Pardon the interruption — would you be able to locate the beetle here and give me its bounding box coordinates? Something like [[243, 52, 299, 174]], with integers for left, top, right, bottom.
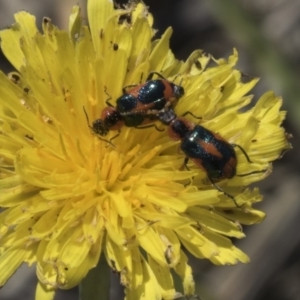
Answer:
[[115, 72, 184, 127], [159, 110, 252, 207], [84, 72, 184, 143]]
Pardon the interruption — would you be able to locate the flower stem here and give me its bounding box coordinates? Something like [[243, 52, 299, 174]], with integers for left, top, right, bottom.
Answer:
[[79, 254, 110, 300]]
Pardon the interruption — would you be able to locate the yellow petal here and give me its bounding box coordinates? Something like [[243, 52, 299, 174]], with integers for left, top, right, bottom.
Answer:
[[88, 0, 114, 55], [68, 5, 82, 42], [174, 251, 195, 296], [35, 282, 56, 300]]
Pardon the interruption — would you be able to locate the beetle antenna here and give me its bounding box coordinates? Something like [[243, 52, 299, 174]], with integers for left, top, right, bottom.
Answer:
[[83, 106, 93, 130]]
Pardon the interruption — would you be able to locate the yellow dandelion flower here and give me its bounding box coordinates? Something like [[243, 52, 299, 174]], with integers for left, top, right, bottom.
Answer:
[[0, 0, 291, 300]]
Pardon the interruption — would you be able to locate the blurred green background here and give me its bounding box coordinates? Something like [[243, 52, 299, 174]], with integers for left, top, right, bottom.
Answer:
[[0, 0, 298, 299]]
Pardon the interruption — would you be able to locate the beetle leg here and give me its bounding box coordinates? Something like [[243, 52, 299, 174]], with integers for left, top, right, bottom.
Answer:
[[232, 144, 270, 177], [134, 123, 164, 132], [207, 175, 242, 208], [109, 131, 121, 143], [237, 169, 269, 177], [231, 143, 253, 163], [182, 111, 202, 120], [180, 157, 190, 171], [146, 71, 166, 81], [122, 84, 137, 94]]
